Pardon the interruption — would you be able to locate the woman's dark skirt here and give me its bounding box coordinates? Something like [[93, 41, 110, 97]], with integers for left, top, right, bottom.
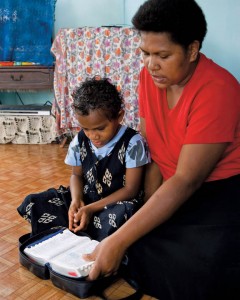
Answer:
[[127, 174, 240, 300]]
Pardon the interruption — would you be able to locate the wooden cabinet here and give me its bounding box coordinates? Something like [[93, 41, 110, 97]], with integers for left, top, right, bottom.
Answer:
[[0, 66, 54, 90]]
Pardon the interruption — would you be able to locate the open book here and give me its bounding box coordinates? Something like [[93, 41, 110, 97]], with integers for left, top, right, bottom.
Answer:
[[23, 228, 99, 278]]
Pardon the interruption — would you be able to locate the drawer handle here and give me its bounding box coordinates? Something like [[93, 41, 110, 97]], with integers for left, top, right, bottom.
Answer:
[[11, 75, 23, 81]]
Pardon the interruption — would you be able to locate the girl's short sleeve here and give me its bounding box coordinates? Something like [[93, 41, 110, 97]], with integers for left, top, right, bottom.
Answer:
[[125, 134, 151, 168], [64, 134, 81, 166]]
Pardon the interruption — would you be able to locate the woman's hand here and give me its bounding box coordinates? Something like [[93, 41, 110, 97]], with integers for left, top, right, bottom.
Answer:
[[83, 234, 126, 280]]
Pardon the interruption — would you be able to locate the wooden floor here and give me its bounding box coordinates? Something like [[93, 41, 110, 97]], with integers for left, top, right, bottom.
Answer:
[[0, 143, 157, 300]]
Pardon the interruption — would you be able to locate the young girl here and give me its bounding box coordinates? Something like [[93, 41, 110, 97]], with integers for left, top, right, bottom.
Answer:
[[65, 77, 150, 241], [18, 77, 150, 241]]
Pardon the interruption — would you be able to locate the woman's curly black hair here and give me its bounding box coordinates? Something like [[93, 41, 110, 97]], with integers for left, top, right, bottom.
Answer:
[[72, 77, 124, 120], [132, 0, 207, 50]]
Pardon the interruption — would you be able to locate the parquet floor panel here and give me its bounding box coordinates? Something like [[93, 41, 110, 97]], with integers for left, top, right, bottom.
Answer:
[[0, 144, 157, 300]]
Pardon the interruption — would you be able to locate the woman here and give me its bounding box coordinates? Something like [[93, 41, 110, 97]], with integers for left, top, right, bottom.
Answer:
[[84, 0, 240, 299]]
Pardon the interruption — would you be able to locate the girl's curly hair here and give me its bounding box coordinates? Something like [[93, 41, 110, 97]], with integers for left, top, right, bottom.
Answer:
[[72, 77, 124, 120]]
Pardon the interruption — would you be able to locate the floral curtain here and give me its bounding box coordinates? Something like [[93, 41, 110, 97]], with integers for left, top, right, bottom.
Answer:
[[51, 27, 143, 135]]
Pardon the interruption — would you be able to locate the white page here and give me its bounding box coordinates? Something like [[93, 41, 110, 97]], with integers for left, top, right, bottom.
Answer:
[[24, 229, 91, 266], [49, 239, 99, 277]]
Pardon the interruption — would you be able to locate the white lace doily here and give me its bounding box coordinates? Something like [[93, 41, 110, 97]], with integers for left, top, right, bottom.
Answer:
[[0, 115, 56, 144]]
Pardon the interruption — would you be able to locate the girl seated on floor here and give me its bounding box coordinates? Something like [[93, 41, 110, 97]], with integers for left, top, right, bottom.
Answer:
[[17, 77, 150, 241]]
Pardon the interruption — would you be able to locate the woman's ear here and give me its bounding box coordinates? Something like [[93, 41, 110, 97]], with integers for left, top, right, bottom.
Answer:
[[189, 40, 200, 62]]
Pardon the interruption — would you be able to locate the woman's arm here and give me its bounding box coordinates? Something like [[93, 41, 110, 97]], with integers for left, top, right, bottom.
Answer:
[[140, 117, 146, 138], [144, 160, 163, 202], [86, 141, 228, 279], [140, 117, 163, 201]]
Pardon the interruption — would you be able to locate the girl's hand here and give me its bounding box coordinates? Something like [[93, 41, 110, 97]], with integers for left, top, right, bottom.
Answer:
[[72, 205, 93, 232], [68, 200, 84, 231], [83, 234, 126, 280], [68, 202, 79, 231]]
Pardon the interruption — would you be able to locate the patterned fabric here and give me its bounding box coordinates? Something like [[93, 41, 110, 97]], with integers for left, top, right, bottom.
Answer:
[[17, 186, 72, 236], [78, 127, 144, 241], [0, 0, 56, 66], [51, 27, 144, 135], [78, 127, 142, 202], [65, 125, 150, 168]]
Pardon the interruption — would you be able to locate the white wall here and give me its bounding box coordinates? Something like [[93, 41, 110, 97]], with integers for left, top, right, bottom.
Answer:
[[199, 0, 240, 81], [54, 0, 124, 34], [124, 0, 144, 26]]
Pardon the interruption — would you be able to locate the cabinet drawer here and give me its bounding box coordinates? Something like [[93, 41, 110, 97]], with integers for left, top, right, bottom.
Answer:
[[0, 67, 54, 90]]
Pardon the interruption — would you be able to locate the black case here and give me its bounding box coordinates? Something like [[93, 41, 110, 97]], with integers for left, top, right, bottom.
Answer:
[[18, 227, 142, 299], [18, 227, 118, 298], [49, 267, 118, 299]]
